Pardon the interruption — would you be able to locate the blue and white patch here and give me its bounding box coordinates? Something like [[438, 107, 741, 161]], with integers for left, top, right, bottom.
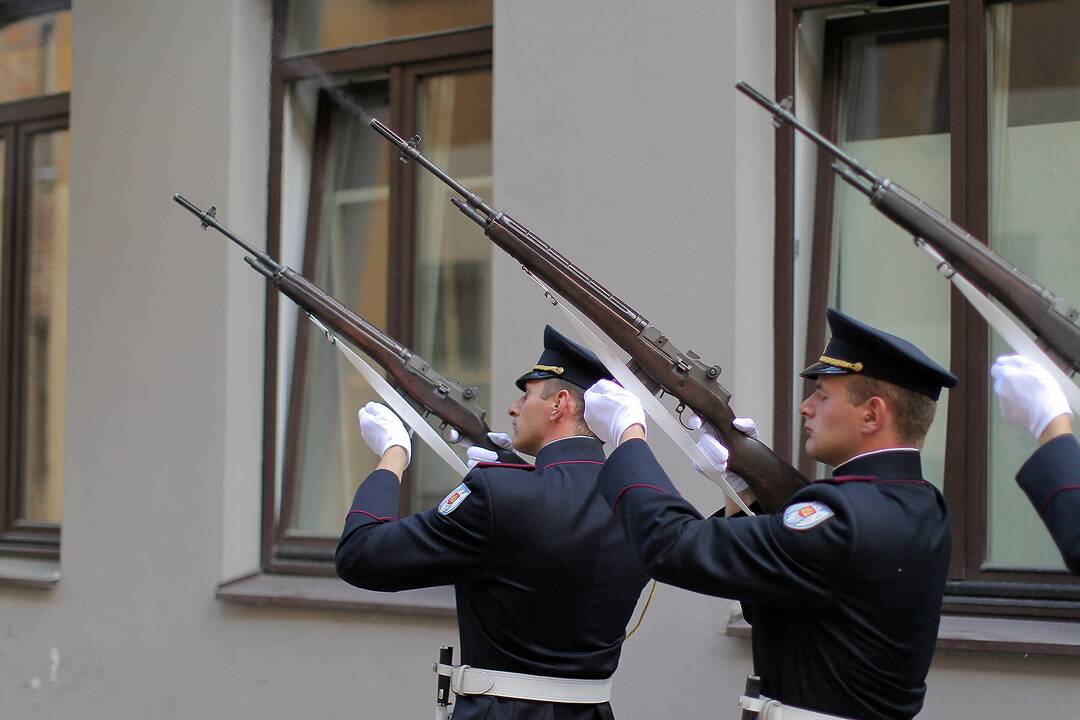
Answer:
[[438, 483, 472, 515], [782, 501, 834, 531]]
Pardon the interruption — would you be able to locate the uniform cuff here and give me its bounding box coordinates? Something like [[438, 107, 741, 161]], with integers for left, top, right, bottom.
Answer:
[[348, 468, 402, 521], [1017, 435, 1080, 515]]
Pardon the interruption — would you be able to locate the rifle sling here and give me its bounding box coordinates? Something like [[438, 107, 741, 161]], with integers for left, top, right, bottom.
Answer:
[[306, 314, 470, 477]]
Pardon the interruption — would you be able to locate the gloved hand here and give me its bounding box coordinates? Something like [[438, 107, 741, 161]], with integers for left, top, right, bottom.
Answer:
[[466, 432, 514, 470], [694, 418, 759, 493], [991, 354, 1072, 439], [357, 402, 412, 465], [584, 379, 647, 445]]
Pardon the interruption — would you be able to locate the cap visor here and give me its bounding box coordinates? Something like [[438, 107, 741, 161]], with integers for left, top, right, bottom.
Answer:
[[515, 370, 556, 391], [799, 362, 852, 380]]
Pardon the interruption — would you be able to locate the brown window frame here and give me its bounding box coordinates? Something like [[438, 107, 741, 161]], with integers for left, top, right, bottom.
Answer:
[[262, 1, 493, 575], [774, 0, 1080, 621], [0, 0, 71, 560]]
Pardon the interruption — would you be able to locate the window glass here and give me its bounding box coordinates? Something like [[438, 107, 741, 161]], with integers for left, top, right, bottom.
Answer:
[[0, 11, 71, 103], [286, 0, 492, 55], [985, 0, 1080, 568], [824, 27, 952, 485], [410, 68, 493, 510], [285, 83, 392, 536], [21, 128, 68, 524]]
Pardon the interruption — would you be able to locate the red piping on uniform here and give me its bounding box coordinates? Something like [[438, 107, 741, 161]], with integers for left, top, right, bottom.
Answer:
[[612, 483, 669, 511], [830, 475, 927, 486], [1038, 484, 1080, 516], [348, 509, 393, 522], [543, 460, 605, 469], [475, 462, 535, 470]]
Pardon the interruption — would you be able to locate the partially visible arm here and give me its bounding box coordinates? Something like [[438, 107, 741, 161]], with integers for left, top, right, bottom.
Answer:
[[1039, 414, 1073, 446], [335, 471, 492, 591], [377, 445, 409, 479], [1017, 434, 1080, 575], [597, 439, 850, 608]]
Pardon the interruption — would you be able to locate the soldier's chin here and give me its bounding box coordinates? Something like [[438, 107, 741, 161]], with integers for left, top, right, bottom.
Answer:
[[512, 433, 538, 456]]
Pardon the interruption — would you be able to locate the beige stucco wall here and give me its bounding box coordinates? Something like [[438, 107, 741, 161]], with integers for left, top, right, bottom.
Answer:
[[0, 1, 1077, 718]]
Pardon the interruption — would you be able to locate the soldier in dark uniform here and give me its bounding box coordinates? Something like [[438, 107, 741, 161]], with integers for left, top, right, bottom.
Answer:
[[992, 354, 1080, 574], [583, 308, 957, 720], [335, 325, 649, 720]]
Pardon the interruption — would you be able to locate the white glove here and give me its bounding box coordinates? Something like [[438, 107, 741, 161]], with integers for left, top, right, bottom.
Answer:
[[465, 432, 514, 470], [584, 379, 648, 445], [991, 354, 1072, 439], [694, 418, 759, 493], [357, 402, 412, 465]]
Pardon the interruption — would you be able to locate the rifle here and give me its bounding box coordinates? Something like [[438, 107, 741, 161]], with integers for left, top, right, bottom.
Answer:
[[736, 81, 1080, 374], [369, 121, 810, 513], [173, 194, 520, 463]]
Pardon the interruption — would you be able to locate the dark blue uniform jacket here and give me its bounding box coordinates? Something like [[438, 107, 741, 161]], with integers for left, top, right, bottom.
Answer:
[[336, 436, 649, 720], [597, 440, 950, 720], [1016, 434, 1080, 574]]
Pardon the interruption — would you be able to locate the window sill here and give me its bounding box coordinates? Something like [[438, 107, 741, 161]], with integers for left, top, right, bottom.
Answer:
[[725, 610, 1080, 656], [0, 556, 60, 588], [216, 572, 456, 618]]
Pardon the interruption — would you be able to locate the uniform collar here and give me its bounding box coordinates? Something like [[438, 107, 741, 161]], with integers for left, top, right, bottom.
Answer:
[[832, 447, 923, 480], [534, 435, 606, 468]]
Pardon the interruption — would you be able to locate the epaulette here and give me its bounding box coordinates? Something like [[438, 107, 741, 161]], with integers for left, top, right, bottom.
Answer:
[[474, 462, 535, 471]]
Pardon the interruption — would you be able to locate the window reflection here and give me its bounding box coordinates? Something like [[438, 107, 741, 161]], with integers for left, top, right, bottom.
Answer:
[[985, 0, 1080, 568], [286, 0, 491, 55], [410, 69, 493, 511], [0, 11, 71, 104], [22, 129, 69, 525]]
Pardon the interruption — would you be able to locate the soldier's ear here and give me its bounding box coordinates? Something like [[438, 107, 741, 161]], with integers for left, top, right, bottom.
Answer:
[[551, 389, 574, 419], [861, 396, 886, 434]]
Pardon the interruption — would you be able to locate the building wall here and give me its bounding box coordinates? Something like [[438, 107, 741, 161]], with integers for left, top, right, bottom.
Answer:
[[0, 1, 1076, 718]]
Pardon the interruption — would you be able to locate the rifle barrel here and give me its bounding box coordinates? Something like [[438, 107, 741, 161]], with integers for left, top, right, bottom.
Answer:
[[734, 81, 880, 186], [369, 119, 495, 218], [173, 194, 278, 269]]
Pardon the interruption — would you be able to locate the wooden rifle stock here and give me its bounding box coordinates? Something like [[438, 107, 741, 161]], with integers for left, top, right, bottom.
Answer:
[[173, 194, 518, 462], [370, 121, 810, 512], [737, 81, 1080, 374]]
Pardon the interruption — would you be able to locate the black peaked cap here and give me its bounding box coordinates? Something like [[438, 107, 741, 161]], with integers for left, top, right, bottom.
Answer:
[[801, 308, 958, 400], [515, 325, 614, 391]]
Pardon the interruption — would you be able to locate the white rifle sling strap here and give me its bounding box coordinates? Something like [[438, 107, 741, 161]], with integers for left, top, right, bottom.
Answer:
[[433, 663, 612, 704], [306, 314, 470, 477], [916, 239, 1080, 414], [525, 273, 753, 515], [738, 695, 855, 720]]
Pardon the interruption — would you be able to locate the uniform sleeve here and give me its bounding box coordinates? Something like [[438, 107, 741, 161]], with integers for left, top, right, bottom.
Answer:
[[1017, 434, 1080, 575], [335, 469, 493, 592], [597, 439, 854, 609]]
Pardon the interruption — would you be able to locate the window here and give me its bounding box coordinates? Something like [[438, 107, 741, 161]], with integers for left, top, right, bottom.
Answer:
[[263, 2, 493, 571], [0, 2, 70, 560], [776, 0, 1080, 620]]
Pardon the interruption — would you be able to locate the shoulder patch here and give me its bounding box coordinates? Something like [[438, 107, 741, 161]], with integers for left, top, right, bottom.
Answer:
[[438, 483, 472, 515], [782, 501, 834, 531]]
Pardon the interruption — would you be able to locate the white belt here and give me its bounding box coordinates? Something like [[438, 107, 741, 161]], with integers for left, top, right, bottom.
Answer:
[[738, 695, 854, 720], [433, 663, 612, 704]]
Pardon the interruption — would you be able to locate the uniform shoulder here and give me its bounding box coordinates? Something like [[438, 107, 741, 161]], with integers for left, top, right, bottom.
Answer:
[[786, 479, 855, 507], [462, 462, 536, 495]]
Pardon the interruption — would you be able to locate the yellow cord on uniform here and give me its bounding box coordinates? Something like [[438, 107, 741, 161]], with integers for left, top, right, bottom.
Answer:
[[623, 580, 657, 640]]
